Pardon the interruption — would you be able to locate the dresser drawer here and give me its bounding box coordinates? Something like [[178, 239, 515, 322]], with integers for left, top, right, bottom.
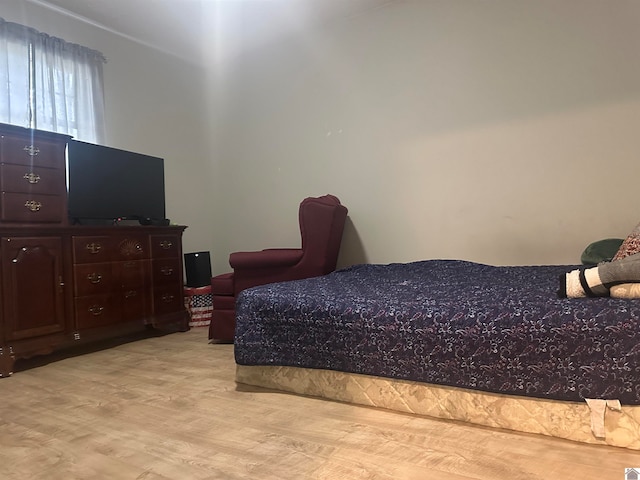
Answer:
[[74, 294, 119, 329], [116, 259, 149, 289], [153, 285, 184, 314], [113, 235, 149, 261], [73, 236, 151, 264], [73, 262, 115, 296], [122, 288, 149, 321], [0, 192, 66, 223], [0, 164, 66, 195], [0, 134, 66, 168], [150, 234, 180, 259], [152, 258, 181, 286], [72, 236, 114, 263]]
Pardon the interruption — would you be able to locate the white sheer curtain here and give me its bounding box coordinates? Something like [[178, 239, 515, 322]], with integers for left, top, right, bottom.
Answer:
[[0, 18, 106, 143]]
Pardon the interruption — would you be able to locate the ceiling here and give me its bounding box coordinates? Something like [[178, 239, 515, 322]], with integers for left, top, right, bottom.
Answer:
[[29, 0, 398, 65]]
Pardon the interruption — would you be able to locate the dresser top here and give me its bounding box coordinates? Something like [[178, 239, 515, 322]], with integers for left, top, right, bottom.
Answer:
[[0, 122, 72, 141]]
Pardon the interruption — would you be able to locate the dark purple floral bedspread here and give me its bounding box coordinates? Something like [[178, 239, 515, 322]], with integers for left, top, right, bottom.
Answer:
[[234, 260, 640, 404]]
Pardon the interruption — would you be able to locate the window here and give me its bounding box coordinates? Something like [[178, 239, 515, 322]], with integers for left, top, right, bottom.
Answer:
[[0, 18, 106, 143]]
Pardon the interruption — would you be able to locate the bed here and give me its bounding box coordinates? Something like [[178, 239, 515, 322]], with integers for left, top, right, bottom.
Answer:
[[233, 260, 640, 449]]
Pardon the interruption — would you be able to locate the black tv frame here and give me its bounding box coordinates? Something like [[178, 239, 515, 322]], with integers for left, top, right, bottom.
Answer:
[[67, 140, 166, 226]]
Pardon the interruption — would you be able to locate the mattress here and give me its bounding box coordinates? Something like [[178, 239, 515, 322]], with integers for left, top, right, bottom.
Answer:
[[235, 260, 640, 405]]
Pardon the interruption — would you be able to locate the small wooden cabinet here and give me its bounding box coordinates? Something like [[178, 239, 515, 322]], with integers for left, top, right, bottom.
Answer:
[[0, 123, 69, 224], [0, 123, 189, 377]]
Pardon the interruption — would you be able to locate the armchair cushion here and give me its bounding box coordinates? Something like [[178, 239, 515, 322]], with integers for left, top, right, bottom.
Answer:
[[230, 248, 304, 269], [211, 272, 234, 296], [212, 295, 236, 310]]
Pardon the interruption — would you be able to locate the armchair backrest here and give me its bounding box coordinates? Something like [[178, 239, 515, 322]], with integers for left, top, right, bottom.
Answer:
[[299, 194, 348, 274]]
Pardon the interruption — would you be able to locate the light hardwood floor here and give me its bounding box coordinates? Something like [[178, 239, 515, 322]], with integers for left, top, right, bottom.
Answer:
[[0, 327, 637, 480]]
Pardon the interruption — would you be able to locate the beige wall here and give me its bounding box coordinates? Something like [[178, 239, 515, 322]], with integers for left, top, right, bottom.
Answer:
[[3, 1, 214, 258], [6, 0, 640, 276], [205, 0, 640, 272]]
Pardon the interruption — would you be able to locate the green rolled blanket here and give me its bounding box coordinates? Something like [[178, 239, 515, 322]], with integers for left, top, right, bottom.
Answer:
[[580, 238, 623, 265]]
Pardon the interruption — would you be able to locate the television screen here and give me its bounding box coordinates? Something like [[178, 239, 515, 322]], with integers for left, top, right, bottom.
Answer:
[[67, 140, 166, 224]]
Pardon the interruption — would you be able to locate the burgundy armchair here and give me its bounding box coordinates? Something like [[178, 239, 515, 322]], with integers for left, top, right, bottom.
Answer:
[[209, 194, 348, 342]]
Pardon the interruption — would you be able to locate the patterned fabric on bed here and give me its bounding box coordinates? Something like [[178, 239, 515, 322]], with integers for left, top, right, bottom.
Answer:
[[234, 260, 640, 404]]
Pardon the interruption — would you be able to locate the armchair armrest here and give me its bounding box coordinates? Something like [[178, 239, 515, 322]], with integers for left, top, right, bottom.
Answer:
[[230, 248, 304, 269]]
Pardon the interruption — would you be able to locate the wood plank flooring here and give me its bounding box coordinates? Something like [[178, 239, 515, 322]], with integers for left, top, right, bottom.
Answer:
[[0, 327, 637, 479]]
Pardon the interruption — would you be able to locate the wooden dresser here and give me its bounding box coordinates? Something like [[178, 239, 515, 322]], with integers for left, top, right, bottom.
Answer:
[[0, 123, 189, 377]]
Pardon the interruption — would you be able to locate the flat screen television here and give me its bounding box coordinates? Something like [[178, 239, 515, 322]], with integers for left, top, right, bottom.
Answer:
[[67, 140, 166, 225]]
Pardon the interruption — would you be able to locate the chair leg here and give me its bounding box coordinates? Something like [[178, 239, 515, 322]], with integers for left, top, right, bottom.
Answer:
[[209, 309, 236, 343]]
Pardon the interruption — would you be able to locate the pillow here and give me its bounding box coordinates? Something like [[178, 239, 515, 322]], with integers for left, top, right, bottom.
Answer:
[[613, 222, 640, 261], [581, 238, 624, 265]]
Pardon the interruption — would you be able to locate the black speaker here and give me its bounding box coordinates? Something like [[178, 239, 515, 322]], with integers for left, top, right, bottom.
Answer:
[[184, 251, 212, 287]]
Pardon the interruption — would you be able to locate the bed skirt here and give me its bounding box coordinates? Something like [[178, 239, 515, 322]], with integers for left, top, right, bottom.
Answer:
[[235, 364, 640, 450]]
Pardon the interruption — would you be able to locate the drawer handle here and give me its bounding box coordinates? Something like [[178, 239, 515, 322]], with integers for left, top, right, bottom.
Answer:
[[23, 145, 40, 156], [124, 290, 138, 299], [23, 172, 41, 184], [123, 261, 136, 268], [161, 293, 174, 303], [160, 266, 173, 276], [86, 243, 102, 254], [24, 200, 42, 212], [88, 305, 104, 316], [159, 240, 173, 250], [87, 272, 102, 284]]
